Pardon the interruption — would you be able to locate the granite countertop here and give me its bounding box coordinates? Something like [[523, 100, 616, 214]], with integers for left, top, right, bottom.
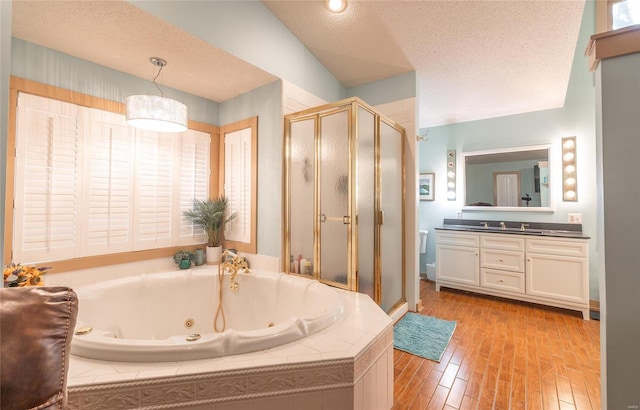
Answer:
[[435, 218, 590, 239]]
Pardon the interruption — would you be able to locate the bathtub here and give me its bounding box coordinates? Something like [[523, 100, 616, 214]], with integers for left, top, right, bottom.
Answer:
[[70, 267, 345, 362]]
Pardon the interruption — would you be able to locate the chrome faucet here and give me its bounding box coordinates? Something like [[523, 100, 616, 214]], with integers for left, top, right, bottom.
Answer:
[[500, 222, 506, 230], [520, 223, 530, 231], [480, 221, 489, 229]]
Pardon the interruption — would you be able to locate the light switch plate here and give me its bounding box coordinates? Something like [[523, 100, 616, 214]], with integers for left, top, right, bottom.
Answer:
[[568, 213, 582, 224]]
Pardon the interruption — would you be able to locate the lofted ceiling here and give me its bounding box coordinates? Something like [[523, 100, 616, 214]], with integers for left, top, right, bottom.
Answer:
[[11, 0, 586, 127]]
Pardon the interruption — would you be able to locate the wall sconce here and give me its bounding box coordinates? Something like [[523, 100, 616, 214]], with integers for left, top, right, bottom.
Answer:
[[447, 150, 456, 200], [562, 136, 577, 201]]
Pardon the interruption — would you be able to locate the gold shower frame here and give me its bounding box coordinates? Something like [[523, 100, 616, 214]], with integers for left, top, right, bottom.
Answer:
[[282, 97, 406, 310]]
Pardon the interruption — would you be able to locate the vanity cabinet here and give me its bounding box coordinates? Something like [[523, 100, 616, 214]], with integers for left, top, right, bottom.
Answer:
[[436, 230, 590, 319], [525, 237, 589, 305], [436, 232, 479, 286]]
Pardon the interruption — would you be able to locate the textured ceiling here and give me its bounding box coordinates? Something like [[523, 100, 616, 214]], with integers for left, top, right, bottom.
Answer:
[[265, 0, 586, 126], [11, 0, 586, 127], [10, 0, 278, 103]]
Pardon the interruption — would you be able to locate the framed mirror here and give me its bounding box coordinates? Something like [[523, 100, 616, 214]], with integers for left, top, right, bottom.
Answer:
[[462, 145, 553, 212]]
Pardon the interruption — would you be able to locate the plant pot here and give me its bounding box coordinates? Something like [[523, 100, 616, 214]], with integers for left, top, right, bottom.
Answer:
[[206, 246, 222, 265], [179, 259, 191, 269]]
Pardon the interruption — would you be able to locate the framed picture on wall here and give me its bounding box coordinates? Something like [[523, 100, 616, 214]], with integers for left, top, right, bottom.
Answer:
[[419, 173, 435, 201]]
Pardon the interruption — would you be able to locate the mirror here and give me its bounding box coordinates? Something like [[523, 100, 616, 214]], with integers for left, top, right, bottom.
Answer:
[[463, 145, 552, 211]]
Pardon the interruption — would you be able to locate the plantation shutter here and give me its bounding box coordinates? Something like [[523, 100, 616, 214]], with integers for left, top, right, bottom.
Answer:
[[224, 127, 251, 243], [14, 93, 80, 263], [176, 129, 210, 244], [81, 109, 135, 256], [133, 130, 174, 250]]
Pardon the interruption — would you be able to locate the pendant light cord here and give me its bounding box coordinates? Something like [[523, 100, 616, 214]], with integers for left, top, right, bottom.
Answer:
[[152, 64, 164, 97]]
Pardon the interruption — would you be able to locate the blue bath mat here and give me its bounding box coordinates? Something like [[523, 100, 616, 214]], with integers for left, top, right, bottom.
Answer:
[[393, 313, 456, 362]]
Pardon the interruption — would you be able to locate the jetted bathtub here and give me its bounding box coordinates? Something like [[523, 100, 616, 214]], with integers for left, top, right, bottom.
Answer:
[[71, 268, 345, 362]]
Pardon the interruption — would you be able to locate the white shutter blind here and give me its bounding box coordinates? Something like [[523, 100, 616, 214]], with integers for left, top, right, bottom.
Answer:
[[81, 109, 134, 256], [176, 129, 210, 244], [224, 128, 251, 243], [133, 130, 174, 250], [14, 93, 79, 263]]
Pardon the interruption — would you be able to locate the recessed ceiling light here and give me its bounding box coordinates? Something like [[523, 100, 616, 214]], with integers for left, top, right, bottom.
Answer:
[[326, 0, 347, 13]]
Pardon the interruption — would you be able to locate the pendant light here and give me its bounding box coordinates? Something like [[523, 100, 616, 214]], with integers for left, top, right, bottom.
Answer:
[[126, 57, 188, 133]]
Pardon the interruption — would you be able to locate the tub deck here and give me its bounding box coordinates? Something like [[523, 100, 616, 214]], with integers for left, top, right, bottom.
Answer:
[[66, 287, 394, 410]]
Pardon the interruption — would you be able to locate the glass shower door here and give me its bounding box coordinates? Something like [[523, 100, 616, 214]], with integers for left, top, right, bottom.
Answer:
[[318, 109, 350, 287], [288, 118, 316, 275], [356, 106, 376, 299], [379, 120, 404, 312]]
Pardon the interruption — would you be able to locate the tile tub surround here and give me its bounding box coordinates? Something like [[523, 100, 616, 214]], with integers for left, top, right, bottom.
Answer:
[[66, 288, 394, 409]]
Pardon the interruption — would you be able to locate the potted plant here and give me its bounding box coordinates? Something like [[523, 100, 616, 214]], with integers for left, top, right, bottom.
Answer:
[[183, 196, 236, 264], [173, 250, 193, 269]]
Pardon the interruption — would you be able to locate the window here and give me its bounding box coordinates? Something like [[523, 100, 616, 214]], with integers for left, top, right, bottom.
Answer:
[[611, 0, 640, 29], [12, 92, 210, 264]]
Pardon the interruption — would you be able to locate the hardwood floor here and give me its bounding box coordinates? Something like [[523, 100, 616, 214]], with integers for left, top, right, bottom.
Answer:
[[392, 279, 600, 410]]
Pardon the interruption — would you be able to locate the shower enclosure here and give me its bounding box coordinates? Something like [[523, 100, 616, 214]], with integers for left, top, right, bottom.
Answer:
[[283, 97, 405, 313]]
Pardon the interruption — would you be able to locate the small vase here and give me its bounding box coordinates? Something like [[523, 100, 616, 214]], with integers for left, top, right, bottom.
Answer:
[[179, 259, 191, 269], [194, 249, 205, 266], [206, 246, 222, 265]]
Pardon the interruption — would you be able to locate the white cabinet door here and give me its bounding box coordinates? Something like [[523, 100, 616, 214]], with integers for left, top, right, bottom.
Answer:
[[526, 253, 588, 304], [437, 245, 479, 286]]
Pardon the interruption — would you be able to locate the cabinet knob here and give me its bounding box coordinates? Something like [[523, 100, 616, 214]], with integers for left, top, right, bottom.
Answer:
[[499, 259, 504, 262], [527, 258, 531, 262], [498, 280, 504, 283]]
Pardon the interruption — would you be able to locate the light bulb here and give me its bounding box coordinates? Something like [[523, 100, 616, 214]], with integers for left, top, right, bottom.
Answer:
[[447, 191, 456, 200], [565, 190, 576, 200], [447, 182, 455, 188], [563, 152, 575, 162], [327, 0, 346, 12], [565, 165, 575, 174], [565, 177, 576, 186], [447, 171, 455, 178], [563, 139, 575, 150]]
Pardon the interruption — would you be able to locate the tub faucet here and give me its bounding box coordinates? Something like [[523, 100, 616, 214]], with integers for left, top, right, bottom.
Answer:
[[220, 250, 250, 292], [500, 222, 506, 230]]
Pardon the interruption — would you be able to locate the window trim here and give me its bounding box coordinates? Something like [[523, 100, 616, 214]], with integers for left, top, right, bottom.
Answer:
[[219, 117, 258, 254], [5, 76, 220, 272]]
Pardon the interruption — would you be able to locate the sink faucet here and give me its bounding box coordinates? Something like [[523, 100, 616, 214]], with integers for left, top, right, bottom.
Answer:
[[480, 221, 489, 229], [520, 223, 530, 231], [500, 222, 506, 230]]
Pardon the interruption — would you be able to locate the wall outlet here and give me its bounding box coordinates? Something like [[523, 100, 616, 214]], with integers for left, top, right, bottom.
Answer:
[[456, 211, 463, 219], [568, 213, 582, 224]]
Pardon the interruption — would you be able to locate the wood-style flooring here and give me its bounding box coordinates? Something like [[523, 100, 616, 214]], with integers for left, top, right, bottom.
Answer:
[[392, 279, 600, 410]]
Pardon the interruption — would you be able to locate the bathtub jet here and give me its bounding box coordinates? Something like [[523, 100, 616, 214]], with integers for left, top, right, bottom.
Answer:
[[70, 268, 345, 362]]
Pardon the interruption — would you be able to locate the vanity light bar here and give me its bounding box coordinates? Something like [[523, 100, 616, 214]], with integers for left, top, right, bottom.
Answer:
[[447, 150, 456, 201], [562, 136, 577, 201]]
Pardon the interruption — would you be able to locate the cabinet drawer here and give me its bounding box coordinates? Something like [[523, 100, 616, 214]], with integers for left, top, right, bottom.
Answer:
[[436, 232, 479, 247], [526, 237, 588, 258], [481, 249, 524, 272], [480, 235, 525, 251], [481, 268, 525, 294]]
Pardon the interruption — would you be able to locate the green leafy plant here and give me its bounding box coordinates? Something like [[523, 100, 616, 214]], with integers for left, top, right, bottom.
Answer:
[[173, 250, 193, 265], [183, 196, 236, 247]]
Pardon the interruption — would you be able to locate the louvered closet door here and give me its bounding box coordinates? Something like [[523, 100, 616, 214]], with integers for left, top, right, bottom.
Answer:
[[14, 93, 80, 263]]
